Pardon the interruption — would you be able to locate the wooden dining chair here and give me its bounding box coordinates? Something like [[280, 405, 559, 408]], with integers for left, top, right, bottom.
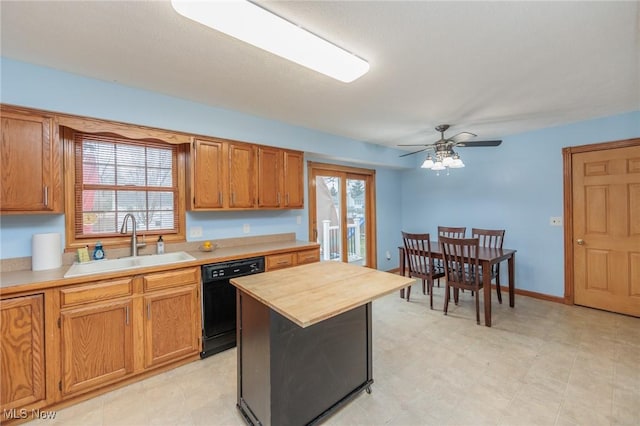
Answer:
[[434, 226, 466, 287], [401, 232, 445, 308], [472, 228, 505, 304], [440, 236, 483, 324]]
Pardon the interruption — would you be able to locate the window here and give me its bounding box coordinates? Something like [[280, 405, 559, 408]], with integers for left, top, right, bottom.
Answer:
[[65, 130, 186, 249]]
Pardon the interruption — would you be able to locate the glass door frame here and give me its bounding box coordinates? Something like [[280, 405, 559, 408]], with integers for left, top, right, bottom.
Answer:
[[307, 161, 377, 269]]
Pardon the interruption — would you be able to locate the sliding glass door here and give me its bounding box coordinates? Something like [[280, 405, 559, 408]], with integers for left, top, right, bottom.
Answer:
[[308, 162, 376, 268]]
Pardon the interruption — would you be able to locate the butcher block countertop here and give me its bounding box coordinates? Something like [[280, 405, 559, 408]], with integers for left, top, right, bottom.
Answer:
[[230, 261, 413, 328]]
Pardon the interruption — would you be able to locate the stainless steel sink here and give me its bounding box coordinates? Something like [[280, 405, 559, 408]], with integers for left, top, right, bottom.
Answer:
[[63, 251, 196, 278]]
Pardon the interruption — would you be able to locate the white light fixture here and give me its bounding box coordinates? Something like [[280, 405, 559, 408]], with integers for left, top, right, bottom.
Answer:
[[449, 154, 465, 168], [171, 0, 370, 83], [421, 149, 465, 174], [421, 155, 434, 169]]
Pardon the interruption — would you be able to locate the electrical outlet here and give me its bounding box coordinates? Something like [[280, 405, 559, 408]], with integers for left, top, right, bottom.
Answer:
[[243, 224, 250, 234], [190, 226, 203, 238], [296, 215, 302, 225], [385, 250, 391, 260], [550, 217, 562, 226]]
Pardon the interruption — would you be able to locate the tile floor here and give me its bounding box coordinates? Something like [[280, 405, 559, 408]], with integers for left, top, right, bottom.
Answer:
[[23, 283, 639, 426]]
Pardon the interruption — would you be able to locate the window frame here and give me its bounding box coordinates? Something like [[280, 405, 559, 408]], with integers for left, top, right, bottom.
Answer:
[[63, 127, 187, 251]]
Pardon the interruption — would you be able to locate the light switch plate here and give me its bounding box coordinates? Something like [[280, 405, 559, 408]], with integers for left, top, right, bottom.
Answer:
[[550, 217, 562, 226], [190, 226, 203, 238], [243, 224, 250, 234]]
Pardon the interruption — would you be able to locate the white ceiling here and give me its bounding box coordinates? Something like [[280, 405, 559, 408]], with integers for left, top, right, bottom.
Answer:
[[1, 1, 639, 149]]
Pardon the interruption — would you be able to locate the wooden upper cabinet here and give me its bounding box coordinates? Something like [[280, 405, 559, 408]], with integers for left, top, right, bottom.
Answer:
[[257, 147, 304, 209], [228, 142, 256, 208], [0, 294, 46, 411], [189, 136, 304, 211], [283, 150, 304, 208], [191, 138, 224, 209], [257, 146, 281, 208], [1, 106, 62, 214]]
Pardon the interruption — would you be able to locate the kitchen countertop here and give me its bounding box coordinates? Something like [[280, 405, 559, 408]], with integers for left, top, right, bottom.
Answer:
[[0, 237, 319, 296], [230, 261, 413, 328]]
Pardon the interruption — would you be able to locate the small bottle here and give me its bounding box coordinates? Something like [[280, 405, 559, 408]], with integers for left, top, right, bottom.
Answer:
[[156, 236, 165, 254], [93, 242, 105, 260]]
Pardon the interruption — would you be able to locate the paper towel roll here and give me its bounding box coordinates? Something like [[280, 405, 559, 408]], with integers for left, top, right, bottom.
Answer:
[[32, 233, 62, 271]]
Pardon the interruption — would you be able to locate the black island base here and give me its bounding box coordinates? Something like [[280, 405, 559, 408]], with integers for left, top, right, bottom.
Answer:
[[236, 291, 373, 426]]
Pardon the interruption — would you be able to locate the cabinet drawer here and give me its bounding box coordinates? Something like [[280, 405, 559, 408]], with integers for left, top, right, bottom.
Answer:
[[61, 278, 134, 308], [143, 267, 199, 292], [266, 253, 294, 271], [296, 249, 320, 265]]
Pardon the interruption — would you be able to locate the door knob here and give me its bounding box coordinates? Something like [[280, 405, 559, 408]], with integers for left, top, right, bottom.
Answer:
[[577, 239, 585, 245]]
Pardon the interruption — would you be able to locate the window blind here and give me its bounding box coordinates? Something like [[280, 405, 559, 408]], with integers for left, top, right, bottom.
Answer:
[[73, 133, 178, 239]]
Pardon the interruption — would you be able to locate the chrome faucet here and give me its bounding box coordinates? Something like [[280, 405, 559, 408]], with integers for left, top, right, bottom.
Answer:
[[120, 213, 146, 256]]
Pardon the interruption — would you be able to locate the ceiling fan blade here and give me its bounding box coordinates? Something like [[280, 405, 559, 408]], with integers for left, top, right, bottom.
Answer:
[[455, 140, 502, 147], [397, 143, 437, 147], [447, 131, 477, 142], [399, 148, 428, 157]]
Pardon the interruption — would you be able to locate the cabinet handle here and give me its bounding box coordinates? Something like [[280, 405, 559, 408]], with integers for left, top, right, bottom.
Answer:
[[43, 186, 49, 207], [232, 192, 236, 205], [286, 193, 289, 206], [218, 191, 222, 206], [277, 193, 281, 205], [277, 260, 289, 265], [125, 306, 129, 325], [147, 303, 151, 319]]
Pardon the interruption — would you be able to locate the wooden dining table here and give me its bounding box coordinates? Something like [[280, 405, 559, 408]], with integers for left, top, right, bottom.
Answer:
[[398, 243, 517, 327]]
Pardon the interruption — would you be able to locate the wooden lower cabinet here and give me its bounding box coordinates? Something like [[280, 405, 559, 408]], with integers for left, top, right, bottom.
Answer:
[[266, 247, 320, 271], [60, 299, 134, 396], [58, 267, 201, 398], [0, 294, 46, 412], [144, 284, 200, 368]]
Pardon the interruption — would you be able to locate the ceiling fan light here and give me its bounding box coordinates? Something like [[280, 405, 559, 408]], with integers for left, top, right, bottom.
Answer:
[[171, 0, 369, 83], [450, 158, 465, 168], [442, 155, 454, 167], [431, 161, 445, 171], [421, 156, 434, 169]]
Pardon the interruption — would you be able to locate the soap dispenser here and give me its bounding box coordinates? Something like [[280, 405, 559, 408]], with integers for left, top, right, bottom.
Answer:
[[93, 242, 105, 260], [156, 236, 165, 254]]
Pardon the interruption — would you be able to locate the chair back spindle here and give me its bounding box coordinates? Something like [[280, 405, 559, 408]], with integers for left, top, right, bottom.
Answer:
[[438, 226, 466, 240]]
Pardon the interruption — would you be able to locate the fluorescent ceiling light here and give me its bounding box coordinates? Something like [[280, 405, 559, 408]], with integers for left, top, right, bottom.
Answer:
[[171, 0, 370, 83]]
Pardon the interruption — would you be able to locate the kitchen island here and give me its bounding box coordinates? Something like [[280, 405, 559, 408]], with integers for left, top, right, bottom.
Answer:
[[230, 262, 413, 426]]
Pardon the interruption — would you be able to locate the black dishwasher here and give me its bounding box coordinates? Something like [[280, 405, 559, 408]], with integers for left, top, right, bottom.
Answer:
[[201, 257, 265, 358]]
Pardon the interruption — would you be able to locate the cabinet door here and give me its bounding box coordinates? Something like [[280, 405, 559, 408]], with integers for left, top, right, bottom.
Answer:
[[0, 295, 45, 411], [192, 138, 225, 209], [0, 109, 60, 213], [257, 146, 281, 208], [228, 143, 256, 208], [283, 150, 304, 208], [60, 299, 133, 396], [143, 285, 200, 368]]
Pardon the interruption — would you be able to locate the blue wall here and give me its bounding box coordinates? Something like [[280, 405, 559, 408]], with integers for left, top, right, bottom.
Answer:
[[1, 58, 639, 298], [401, 111, 640, 297], [0, 58, 409, 267]]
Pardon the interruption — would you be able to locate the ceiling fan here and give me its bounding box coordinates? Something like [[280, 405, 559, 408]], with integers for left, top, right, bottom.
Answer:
[[398, 124, 502, 158]]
